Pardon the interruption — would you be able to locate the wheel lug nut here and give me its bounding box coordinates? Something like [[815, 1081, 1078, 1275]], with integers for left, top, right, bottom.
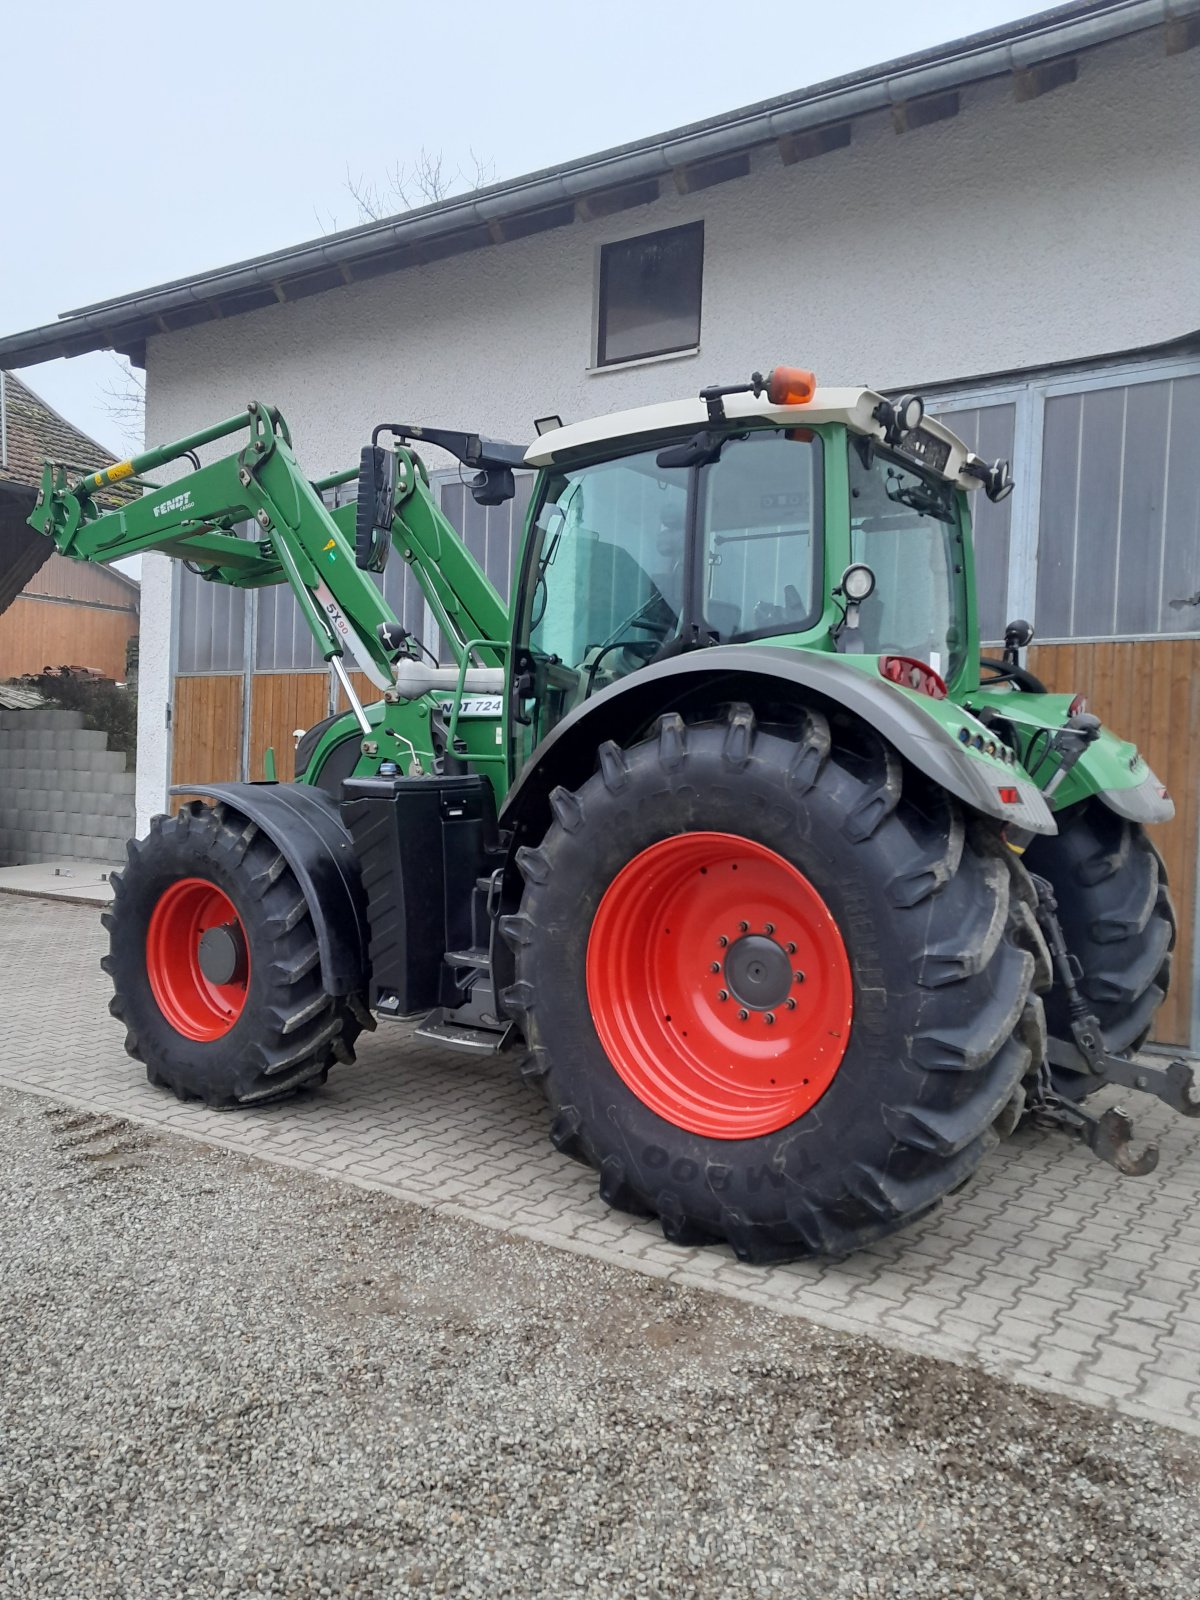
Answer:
[[764, 1012, 775, 1026], [717, 935, 728, 948], [717, 989, 729, 1002], [764, 922, 775, 935], [794, 970, 806, 984], [737, 1009, 749, 1022], [710, 962, 721, 973], [738, 921, 749, 933], [785, 998, 796, 1011], [785, 942, 796, 955]]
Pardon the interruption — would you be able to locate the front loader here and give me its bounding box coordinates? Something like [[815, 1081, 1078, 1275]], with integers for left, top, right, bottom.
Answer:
[[28, 366, 1196, 1261]]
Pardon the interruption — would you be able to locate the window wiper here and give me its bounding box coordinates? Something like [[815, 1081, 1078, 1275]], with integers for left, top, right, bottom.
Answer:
[[712, 526, 810, 546], [656, 429, 747, 469], [885, 480, 953, 522]]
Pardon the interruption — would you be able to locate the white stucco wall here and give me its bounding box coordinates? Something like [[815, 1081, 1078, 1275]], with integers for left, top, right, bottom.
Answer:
[[134, 553, 173, 836], [138, 25, 1198, 824]]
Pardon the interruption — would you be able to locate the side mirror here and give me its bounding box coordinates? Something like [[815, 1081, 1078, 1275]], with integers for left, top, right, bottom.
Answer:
[[1005, 618, 1034, 649], [469, 465, 515, 508], [355, 445, 394, 572], [1003, 617, 1034, 669]]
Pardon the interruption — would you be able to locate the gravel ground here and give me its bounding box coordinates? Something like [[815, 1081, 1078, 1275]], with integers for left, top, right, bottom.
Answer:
[[2, 1085, 1198, 1600]]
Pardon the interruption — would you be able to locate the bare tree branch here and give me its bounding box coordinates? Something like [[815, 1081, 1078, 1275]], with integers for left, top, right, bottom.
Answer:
[[466, 148, 496, 191], [99, 354, 145, 457], [339, 147, 495, 225]]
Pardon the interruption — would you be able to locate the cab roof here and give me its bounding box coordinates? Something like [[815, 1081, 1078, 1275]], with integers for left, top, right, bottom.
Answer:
[[524, 386, 981, 491]]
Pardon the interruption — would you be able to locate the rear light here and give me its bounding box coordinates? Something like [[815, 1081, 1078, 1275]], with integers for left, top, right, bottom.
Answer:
[[879, 655, 948, 700], [998, 786, 1020, 805], [1068, 693, 1088, 715], [766, 365, 817, 406]]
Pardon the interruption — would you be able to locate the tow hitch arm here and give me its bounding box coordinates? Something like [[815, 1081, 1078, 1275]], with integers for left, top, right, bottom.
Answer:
[[1028, 872, 1200, 1176]]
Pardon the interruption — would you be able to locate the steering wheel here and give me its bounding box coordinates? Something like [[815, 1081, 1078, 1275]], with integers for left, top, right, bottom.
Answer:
[[979, 656, 1048, 694], [584, 637, 660, 696]]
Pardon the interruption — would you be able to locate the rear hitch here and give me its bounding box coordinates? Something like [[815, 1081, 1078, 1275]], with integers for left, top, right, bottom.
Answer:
[[1084, 1105, 1159, 1177], [1026, 1075, 1160, 1176], [1025, 869, 1200, 1175], [1046, 1035, 1200, 1119]]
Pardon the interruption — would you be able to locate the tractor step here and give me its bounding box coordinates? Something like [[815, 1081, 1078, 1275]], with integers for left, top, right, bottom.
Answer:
[[414, 1007, 514, 1055]]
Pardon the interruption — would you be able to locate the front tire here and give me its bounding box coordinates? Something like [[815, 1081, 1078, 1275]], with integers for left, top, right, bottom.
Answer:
[[506, 705, 1047, 1262], [103, 801, 369, 1106]]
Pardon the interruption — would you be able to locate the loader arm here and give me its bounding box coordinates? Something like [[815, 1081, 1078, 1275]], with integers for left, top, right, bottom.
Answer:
[[375, 446, 509, 670], [313, 451, 510, 672], [27, 400, 508, 691]]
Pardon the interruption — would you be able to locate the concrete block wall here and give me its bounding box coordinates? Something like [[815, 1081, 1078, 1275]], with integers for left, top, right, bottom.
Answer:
[[0, 710, 135, 868]]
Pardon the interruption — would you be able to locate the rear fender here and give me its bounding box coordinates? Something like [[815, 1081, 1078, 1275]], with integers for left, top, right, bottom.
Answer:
[[971, 688, 1175, 826], [500, 646, 1056, 845], [168, 781, 369, 996]]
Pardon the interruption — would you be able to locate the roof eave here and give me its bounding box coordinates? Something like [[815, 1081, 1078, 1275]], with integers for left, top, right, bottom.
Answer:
[[0, 0, 1190, 371]]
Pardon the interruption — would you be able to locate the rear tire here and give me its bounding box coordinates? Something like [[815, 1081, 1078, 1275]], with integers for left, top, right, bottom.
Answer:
[[1023, 798, 1175, 1099], [103, 801, 369, 1106], [505, 705, 1047, 1262]]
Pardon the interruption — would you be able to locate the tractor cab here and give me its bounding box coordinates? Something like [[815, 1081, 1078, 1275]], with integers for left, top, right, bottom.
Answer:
[[510, 369, 1009, 757]]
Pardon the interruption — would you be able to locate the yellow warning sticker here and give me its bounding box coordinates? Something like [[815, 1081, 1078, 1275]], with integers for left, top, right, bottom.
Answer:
[[322, 538, 336, 551], [102, 460, 135, 484]]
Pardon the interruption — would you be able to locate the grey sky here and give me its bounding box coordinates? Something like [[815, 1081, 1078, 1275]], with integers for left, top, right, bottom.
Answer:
[[7, 0, 1041, 455]]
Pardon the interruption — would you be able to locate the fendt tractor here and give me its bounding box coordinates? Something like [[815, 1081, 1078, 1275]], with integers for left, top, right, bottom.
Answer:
[[28, 366, 1198, 1261]]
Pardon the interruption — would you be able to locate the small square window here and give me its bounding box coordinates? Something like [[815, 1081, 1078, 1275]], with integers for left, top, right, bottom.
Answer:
[[596, 221, 703, 367]]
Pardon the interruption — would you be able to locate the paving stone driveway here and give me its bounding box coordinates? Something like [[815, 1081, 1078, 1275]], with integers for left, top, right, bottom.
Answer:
[[3, 893, 1199, 1436]]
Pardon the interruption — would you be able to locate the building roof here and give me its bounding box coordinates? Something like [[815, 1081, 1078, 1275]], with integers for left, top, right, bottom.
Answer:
[[0, 371, 135, 499], [1, 0, 1193, 373], [0, 373, 139, 619]]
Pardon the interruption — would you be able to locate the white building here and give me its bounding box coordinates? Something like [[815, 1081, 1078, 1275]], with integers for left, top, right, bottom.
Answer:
[[2, 0, 1199, 1044]]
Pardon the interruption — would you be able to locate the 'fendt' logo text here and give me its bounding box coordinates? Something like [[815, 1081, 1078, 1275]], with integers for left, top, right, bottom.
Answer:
[[153, 490, 194, 518]]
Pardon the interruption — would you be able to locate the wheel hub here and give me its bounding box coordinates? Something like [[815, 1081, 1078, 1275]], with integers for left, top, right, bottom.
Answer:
[[723, 934, 792, 1011], [198, 922, 248, 987]]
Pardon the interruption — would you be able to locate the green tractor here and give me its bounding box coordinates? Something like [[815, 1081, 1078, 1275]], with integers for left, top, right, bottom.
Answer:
[[29, 366, 1192, 1261]]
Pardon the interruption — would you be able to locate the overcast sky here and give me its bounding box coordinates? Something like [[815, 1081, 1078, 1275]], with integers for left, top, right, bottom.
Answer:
[[6, 0, 1042, 456]]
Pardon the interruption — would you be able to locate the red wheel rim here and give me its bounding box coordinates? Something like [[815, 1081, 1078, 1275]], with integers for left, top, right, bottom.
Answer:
[[145, 878, 250, 1041], [586, 833, 853, 1139]]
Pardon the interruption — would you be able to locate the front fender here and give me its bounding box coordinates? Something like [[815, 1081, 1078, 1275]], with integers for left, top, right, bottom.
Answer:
[[168, 781, 370, 995], [500, 647, 1056, 843]]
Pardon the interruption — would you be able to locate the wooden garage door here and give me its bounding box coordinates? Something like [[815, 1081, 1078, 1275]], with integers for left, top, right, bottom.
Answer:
[[1030, 640, 1198, 1047]]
